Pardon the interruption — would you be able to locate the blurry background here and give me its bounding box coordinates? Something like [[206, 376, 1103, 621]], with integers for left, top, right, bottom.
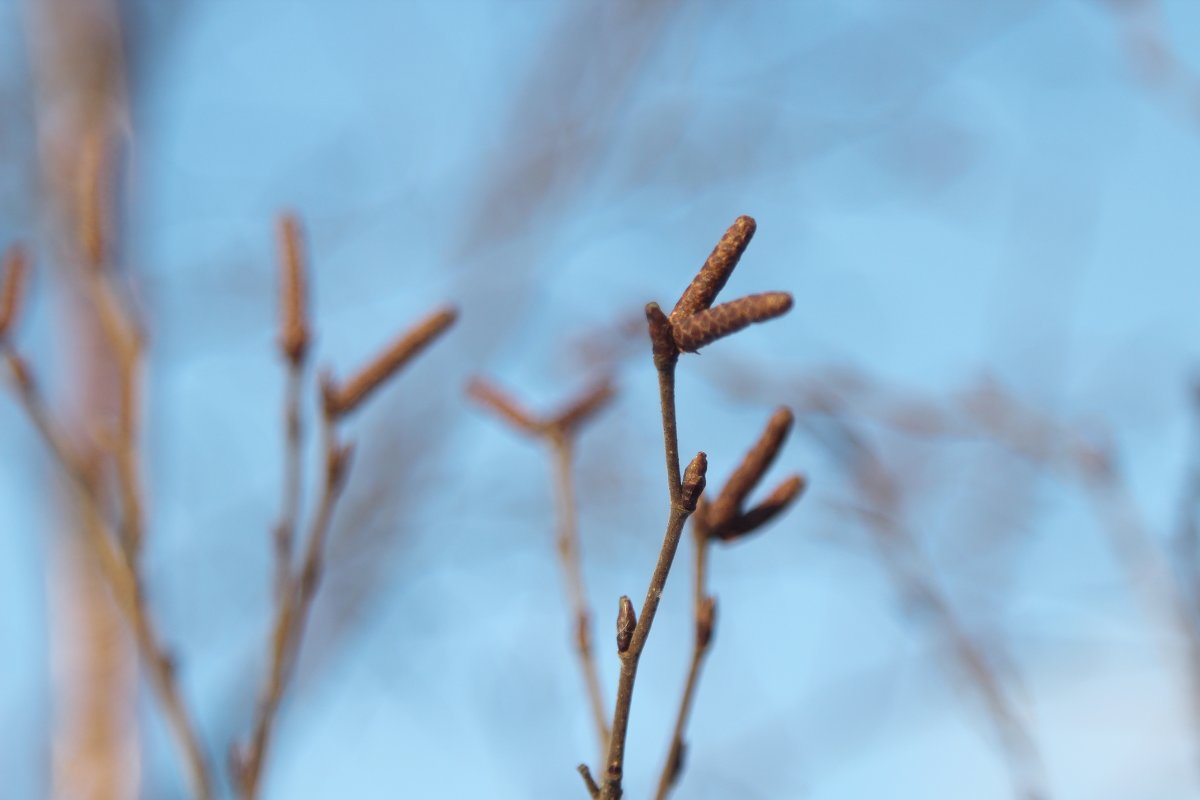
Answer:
[[2, 0, 1200, 798]]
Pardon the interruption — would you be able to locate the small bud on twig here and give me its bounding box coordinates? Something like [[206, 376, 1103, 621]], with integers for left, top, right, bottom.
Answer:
[[277, 214, 311, 365], [0, 245, 28, 338], [326, 441, 355, 492], [671, 292, 792, 353], [680, 451, 707, 512], [323, 305, 457, 418], [671, 215, 756, 320], [616, 595, 636, 654], [696, 595, 717, 650], [646, 302, 678, 371]]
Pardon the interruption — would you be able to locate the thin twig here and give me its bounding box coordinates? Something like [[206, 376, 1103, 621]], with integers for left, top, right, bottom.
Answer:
[[275, 364, 305, 600], [550, 432, 612, 762], [468, 376, 613, 759], [81, 269, 145, 559], [2, 344, 214, 800], [238, 412, 351, 800], [655, 515, 714, 800], [600, 341, 702, 799]]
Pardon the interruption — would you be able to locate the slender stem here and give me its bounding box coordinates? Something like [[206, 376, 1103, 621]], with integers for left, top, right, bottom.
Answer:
[[2, 346, 214, 800], [601, 362, 692, 800], [655, 522, 711, 800], [84, 270, 145, 558], [240, 413, 348, 800], [275, 363, 305, 600], [549, 433, 611, 762]]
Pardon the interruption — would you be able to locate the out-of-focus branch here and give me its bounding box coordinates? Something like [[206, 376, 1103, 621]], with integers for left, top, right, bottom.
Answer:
[[1, 340, 215, 800], [468, 376, 615, 764], [236, 301, 456, 799]]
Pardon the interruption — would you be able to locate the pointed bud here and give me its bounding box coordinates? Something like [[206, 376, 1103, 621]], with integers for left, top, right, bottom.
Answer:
[[680, 451, 707, 512], [277, 214, 311, 365], [709, 408, 794, 530], [646, 302, 678, 371], [671, 292, 792, 353], [696, 596, 717, 650], [616, 595, 636, 654], [672, 215, 756, 320]]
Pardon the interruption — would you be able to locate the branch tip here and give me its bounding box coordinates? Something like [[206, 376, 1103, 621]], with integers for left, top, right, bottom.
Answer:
[[277, 213, 311, 365], [646, 302, 678, 370], [578, 764, 601, 798]]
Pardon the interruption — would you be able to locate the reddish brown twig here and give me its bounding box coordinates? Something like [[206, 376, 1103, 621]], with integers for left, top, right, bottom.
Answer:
[[600, 215, 793, 800]]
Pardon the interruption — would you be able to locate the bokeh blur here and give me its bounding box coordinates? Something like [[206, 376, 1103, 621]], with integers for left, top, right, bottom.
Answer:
[[2, 1, 1200, 798]]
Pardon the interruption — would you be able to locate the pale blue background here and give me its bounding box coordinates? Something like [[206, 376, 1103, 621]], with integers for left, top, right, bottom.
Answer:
[[2, 1, 1200, 798]]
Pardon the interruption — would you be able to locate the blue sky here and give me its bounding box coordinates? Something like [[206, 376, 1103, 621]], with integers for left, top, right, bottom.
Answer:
[[3, 1, 1200, 798]]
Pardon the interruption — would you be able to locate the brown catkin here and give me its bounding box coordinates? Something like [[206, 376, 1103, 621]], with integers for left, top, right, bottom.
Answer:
[[0, 245, 28, 338], [466, 377, 542, 434], [708, 407, 794, 531], [324, 306, 457, 418], [671, 216, 756, 320], [671, 292, 792, 353], [714, 474, 806, 542], [277, 214, 311, 365]]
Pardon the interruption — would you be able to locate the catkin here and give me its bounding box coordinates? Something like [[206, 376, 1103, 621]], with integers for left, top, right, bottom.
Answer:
[[670, 292, 792, 353], [671, 216, 756, 320], [708, 407, 794, 530], [324, 306, 457, 417]]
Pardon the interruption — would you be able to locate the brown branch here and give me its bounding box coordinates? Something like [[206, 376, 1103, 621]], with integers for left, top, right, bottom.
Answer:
[[599, 324, 702, 798], [2, 343, 214, 800], [654, 512, 715, 800], [601, 218, 792, 798], [237, 413, 352, 800], [274, 214, 312, 601]]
